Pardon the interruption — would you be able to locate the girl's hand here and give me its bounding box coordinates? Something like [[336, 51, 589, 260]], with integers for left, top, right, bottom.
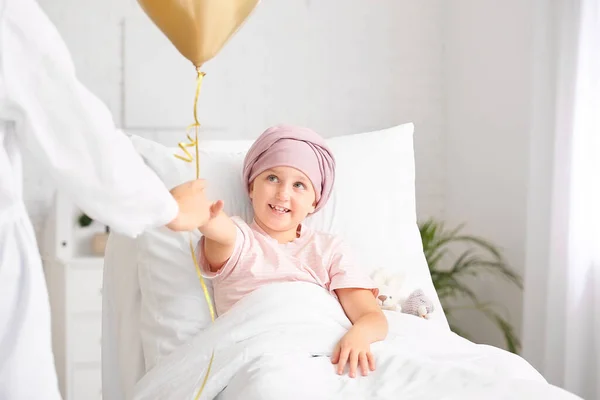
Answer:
[[331, 326, 376, 378], [167, 179, 223, 231]]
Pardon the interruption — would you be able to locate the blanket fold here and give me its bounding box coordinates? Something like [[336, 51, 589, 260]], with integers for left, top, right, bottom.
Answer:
[[133, 282, 581, 400]]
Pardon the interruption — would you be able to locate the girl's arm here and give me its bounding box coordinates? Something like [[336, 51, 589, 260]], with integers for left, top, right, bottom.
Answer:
[[331, 288, 388, 378], [336, 288, 388, 343], [197, 201, 238, 272]]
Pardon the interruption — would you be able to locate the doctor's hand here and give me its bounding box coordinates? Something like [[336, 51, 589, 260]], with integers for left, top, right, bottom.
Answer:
[[166, 179, 224, 232]]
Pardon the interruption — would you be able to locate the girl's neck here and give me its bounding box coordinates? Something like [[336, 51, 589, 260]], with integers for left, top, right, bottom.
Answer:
[[254, 218, 300, 244]]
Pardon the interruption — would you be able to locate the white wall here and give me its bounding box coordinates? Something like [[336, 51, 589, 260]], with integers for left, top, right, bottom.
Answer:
[[28, 0, 445, 241], [443, 0, 535, 348], [522, 0, 559, 371], [27, 0, 540, 351]]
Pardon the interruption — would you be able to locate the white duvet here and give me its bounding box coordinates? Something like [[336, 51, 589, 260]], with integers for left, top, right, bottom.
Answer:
[[133, 282, 580, 400]]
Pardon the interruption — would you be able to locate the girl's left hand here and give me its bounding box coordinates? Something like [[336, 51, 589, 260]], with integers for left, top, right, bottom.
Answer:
[[331, 326, 376, 378]]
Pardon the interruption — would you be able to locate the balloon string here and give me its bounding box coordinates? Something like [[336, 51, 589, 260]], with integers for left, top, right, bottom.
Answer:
[[190, 234, 216, 322], [174, 68, 215, 400], [191, 235, 215, 400], [175, 68, 206, 178]]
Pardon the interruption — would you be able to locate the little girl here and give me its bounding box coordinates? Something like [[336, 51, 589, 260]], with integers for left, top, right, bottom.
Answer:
[[195, 124, 388, 379]]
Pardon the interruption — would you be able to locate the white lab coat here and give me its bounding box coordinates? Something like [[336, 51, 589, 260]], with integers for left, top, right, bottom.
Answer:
[[0, 0, 179, 398]]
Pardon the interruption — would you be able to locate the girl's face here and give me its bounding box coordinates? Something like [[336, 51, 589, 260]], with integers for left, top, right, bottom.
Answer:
[[249, 166, 317, 243]]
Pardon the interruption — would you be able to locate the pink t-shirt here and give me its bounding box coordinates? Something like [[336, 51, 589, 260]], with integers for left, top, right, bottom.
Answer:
[[197, 216, 378, 316]]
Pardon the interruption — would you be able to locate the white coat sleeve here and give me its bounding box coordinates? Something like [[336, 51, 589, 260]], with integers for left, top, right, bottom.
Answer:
[[0, 0, 178, 237]]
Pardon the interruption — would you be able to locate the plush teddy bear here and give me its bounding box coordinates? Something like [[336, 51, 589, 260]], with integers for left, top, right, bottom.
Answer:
[[402, 289, 435, 319], [371, 268, 434, 319]]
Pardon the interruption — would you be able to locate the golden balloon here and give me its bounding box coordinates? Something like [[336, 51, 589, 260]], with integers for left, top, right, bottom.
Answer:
[[138, 0, 259, 67]]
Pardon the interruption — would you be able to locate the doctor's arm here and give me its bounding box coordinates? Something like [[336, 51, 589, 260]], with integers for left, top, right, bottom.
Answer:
[[0, 0, 203, 236]]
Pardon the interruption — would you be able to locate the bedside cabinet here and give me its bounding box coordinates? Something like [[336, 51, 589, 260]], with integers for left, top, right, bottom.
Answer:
[[44, 256, 105, 400], [41, 192, 112, 399]]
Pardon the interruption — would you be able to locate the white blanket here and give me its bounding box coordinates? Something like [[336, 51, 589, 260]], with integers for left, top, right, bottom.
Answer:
[[133, 282, 581, 400]]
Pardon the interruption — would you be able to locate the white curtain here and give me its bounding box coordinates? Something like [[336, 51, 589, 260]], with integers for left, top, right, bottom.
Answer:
[[523, 1, 600, 399]]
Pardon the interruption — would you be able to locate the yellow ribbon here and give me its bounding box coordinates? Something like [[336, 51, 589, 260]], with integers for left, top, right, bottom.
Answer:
[[190, 238, 215, 400], [175, 68, 205, 178], [175, 67, 215, 400]]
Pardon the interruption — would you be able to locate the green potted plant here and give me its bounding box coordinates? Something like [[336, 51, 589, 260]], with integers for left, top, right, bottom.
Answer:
[[419, 218, 522, 354], [77, 213, 110, 256]]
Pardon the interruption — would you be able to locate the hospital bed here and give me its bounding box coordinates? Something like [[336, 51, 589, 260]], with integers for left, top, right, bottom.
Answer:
[[101, 124, 581, 399]]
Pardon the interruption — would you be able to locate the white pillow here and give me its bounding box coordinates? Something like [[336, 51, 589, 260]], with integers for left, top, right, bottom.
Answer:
[[130, 123, 449, 371]]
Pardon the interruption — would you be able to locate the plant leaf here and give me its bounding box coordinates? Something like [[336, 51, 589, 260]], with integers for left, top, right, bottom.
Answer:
[[449, 250, 478, 273], [448, 321, 472, 341], [427, 249, 448, 272], [450, 235, 503, 259], [476, 304, 522, 354], [418, 218, 523, 354], [78, 213, 93, 227], [455, 259, 523, 289]]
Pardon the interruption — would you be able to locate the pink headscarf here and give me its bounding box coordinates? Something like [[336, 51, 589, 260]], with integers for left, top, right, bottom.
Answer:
[[243, 124, 336, 213]]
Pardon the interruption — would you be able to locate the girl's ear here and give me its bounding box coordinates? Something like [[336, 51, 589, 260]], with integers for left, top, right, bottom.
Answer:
[[248, 181, 254, 199], [308, 195, 317, 214]]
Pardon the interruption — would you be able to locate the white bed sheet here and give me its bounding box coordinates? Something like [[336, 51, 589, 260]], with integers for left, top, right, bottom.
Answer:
[[102, 233, 581, 400], [102, 232, 146, 400], [131, 282, 581, 400]]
